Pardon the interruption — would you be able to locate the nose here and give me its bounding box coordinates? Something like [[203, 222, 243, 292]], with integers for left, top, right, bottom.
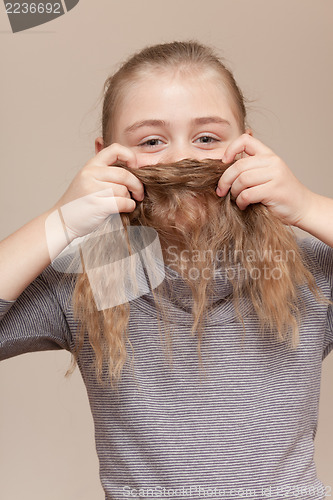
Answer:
[[162, 145, 198, 164]]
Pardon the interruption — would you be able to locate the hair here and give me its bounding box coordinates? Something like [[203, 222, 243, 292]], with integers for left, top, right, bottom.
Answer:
[[101, 40, 250, 145], [64, 158, 324, 389]]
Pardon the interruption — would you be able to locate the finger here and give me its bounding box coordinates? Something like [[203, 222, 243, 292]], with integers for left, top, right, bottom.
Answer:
[[235, 183, 271, 211], [93, 193, 137, 215], [217, 156, 268, 196], [95, 181, 131, 199], [111, 196, 137, 214], [222, 134, 274, 164], [96, 143, 138, 170], [93, 166, 144, 201], [229, 168, 273, 199]]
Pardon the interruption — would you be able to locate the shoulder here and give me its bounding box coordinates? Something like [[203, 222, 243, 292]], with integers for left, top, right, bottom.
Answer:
[[37, 252, 78, 309], [297, 235, 333, 288]]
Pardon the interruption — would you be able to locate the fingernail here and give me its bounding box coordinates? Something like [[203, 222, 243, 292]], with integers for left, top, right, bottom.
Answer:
[[216, 187, 223, 197], [222, 156, 227, 163]]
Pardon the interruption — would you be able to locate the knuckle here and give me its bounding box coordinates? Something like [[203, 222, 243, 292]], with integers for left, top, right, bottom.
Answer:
[[237, 171, 248, 187], [120, 198, 135, 213], [240, 189, 250, 204], [109, 142, 125, 153], [111, 166, 127, 182], [102, 186, 116, 198], [126, 148, 136, 160], [122, 169, 135, 186], [81, 167, 91, 180], [78, 164, 88, 176], [234, 162, 244, 176], [112, 143, 136, 159], [115, 169, 138, 191], [118, 184, 129, 197], [77, 171, 91, 192]]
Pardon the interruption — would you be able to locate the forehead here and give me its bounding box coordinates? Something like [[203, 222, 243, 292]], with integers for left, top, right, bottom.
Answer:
[[113, 68, 239, 131]]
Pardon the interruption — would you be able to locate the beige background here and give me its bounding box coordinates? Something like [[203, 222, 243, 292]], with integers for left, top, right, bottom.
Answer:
[[0, 0, 332, 498]]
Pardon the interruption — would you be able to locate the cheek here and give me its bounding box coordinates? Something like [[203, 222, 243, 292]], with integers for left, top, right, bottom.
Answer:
[[136, 148, 229, 167], [136, 153, 164, 168], [200, 148, 227, 160]]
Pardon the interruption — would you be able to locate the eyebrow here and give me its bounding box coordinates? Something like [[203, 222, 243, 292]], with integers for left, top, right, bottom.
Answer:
[[123, 116, 231, 135]]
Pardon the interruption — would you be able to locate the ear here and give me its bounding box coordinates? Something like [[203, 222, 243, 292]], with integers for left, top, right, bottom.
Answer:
[[95, 136, 104, 155], [245, 127, 253, 136]]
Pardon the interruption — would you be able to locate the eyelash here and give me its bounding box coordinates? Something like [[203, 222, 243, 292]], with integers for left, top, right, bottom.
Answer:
[[196, 136, 219, 144], [138, 136, 220, 148], [139, 138, 164, 148]]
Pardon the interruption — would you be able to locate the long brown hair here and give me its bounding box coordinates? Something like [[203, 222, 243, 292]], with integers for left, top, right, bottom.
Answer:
[[66, 158, 322, 388], [64, 41, 324, 388]]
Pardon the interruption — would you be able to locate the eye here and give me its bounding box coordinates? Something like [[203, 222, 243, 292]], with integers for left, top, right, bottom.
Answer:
[[139, 138, 164, 148], [195, 135, 220, 145]]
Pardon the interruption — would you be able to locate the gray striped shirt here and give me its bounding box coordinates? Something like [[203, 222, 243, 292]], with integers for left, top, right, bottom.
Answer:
[[1, 236, 332, 500]]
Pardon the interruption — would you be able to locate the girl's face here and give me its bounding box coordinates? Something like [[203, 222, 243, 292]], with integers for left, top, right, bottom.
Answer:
[[104, 70, 247, 167]]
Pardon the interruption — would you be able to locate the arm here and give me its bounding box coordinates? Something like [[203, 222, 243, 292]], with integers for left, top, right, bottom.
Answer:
[[0, 144, 144, 359], [0, 268, 73, 360], [0, 209, 70, 301], [0, 143, 143, 302], [294, 192, 333, 248]]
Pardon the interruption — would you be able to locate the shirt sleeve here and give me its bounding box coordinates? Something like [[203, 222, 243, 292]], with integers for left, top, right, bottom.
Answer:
[[0, 267, 74, 361], [301, 237, 333, 360]]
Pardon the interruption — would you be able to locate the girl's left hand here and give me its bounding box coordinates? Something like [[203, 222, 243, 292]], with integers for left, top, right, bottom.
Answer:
[[216, 133, 314, 227]]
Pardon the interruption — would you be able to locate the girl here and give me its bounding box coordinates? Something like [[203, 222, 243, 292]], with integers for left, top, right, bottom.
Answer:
[[1, 41, 333, 500]]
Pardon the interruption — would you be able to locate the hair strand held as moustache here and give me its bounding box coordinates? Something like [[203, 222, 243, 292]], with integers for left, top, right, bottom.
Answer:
[[66, 158, 326, 388]]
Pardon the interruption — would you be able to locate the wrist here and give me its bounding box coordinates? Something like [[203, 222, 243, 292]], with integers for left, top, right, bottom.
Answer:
[[293, 189, 319, 233], [44, 209, 75, 263], [293, 191, 333, 247]]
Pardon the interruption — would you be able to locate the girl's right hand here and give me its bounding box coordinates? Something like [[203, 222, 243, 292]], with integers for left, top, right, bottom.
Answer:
[[50, 143, 144, 241]]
